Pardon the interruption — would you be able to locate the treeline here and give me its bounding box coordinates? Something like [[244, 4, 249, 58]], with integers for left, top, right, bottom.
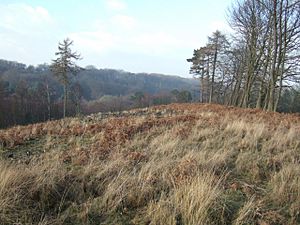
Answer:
[[188, 0, 300, 111], [0, 59, 196, 129]]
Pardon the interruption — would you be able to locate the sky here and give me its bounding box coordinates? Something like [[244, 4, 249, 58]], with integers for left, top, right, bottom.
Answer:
[[0, 0, 233, 77]]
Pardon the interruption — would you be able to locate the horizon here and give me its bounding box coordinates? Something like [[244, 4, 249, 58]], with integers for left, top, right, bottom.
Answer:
[[0, 0, 233, 78], [0, 57, 197, 79]]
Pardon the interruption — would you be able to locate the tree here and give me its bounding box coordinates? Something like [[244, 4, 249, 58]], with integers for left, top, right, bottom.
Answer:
[[131, 91, 145, 107], [187, 47, 209, 103], [70, 82, 83, 116], [50, 38, 81, 118], [178, 90, 192, 103], [207, 30, 230, 103], [228, 0, 300, 111], [0, 80, 9, 127], [171, 89, 192, 103], [187, 31, 229, 104]]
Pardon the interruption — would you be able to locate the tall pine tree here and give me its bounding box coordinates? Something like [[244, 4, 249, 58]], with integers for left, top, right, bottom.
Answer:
[[50, 38, 81, 118]]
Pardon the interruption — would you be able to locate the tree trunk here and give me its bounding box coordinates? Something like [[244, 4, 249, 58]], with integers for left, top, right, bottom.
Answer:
[[200, 73, 204, 103], [274, 74, 283, 111], [46, 83, 51, 120], [230, 66, 243, 106], [274, 1, 288, 111], [209, 48, 218, 103], [268, 0, 279, 112], [63, 84, 67, 118], [256, 81, 264, 109]]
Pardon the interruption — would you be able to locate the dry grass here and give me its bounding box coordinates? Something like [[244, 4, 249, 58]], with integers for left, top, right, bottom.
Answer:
[[0, 103, 300, 224]]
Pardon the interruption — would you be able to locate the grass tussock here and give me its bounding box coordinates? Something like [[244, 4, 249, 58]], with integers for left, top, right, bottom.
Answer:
[[0, 103, 300, 224]]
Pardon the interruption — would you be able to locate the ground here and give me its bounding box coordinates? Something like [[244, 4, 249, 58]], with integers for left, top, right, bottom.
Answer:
[[0, 103, 300, 225]]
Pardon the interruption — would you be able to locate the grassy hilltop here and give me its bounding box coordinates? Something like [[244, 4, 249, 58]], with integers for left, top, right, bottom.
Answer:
[[0, 103, 300, 225]]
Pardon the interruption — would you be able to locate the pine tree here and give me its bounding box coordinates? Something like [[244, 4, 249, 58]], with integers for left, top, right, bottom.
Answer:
[[50, 38, 81, 118]]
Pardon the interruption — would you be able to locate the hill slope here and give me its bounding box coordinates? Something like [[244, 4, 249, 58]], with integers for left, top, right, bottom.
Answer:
[[0, 59, 198, 100], [0, 104, 300, 225]]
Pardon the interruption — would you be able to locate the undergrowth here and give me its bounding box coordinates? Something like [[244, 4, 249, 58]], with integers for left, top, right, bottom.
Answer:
[[0, 103, 299, 225]]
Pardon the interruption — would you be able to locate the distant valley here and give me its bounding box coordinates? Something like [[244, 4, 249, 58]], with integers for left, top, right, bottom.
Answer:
[[0, 59, 198, 128]]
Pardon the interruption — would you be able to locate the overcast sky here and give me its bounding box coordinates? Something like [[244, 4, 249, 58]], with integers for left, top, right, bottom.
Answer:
[[0, 0, 233, 77]]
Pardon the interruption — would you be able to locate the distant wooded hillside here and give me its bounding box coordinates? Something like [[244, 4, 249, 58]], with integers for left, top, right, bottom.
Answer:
[[0, 59, 198, 128], [0, 59, 197, 100]]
